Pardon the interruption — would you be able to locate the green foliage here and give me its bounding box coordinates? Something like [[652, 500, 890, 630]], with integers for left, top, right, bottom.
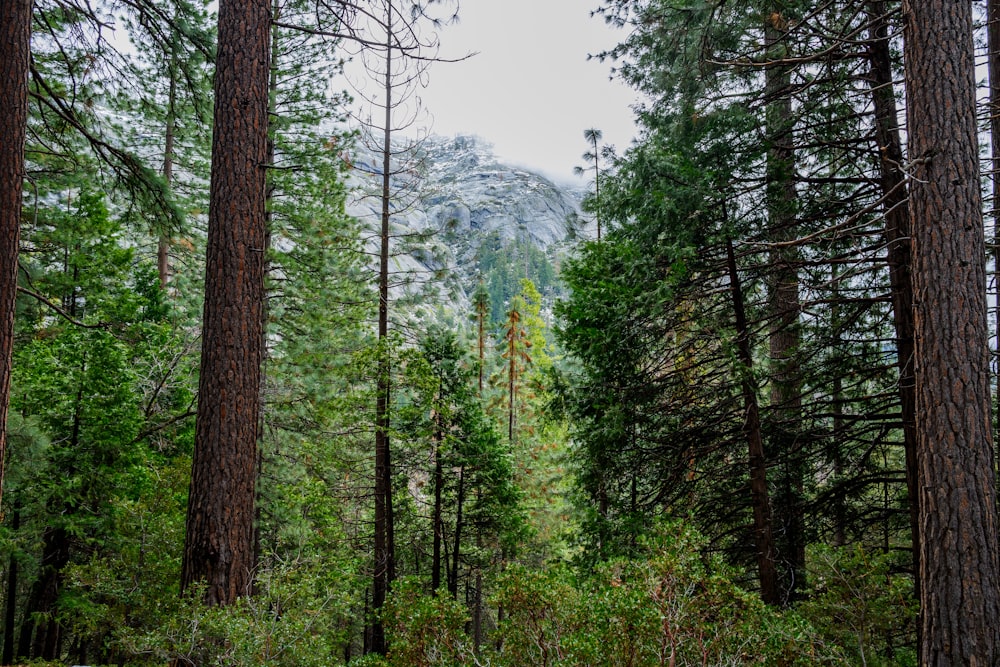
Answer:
[[492, 523, 845, 667], [115, 565, 353, 667], [797, 545, 918, 667], [382, 578, 473, 667], [477, 233, 559, 325]]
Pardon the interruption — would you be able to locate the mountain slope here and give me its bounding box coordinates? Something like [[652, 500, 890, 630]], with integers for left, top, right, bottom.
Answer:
[[347, 134, 589, 320]]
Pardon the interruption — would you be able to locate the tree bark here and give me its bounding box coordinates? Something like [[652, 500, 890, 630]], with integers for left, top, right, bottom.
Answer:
[[0, 0, 31, 515], [865, 0, 921, 645], [431, 418, 444, 593], [764, 7, 804, 604], [903, 0, 1000, 662], [181, 0, 271, 606], [449, 464, 464, 599], [371, 1, 397, 654], [727, 239, 780, 605], [22, 526, 69, 660]]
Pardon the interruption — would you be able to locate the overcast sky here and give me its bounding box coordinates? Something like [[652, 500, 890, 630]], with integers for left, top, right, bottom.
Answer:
[[415, 0, 639, 184]]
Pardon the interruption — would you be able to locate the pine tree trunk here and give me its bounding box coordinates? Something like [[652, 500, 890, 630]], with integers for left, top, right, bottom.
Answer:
[[988, 0, 1000, 530], [903, 0, 1000, 661], [0, 0, 31, 515], [181, 0, 270, 606], [727, 239, 780, 605], [865, 0, 921, 641], [764, 8, 804, 603], [431, 419, 444, 593], [449, 465, 464, 599], [24, 526, 69, 660], [372, 2, 397, 653]]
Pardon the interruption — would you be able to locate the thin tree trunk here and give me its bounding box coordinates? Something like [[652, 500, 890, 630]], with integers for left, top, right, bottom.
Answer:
[[473, 568, 483, 652], [726, 239, 780, 605], [764, 7, 804, 603], [506, 309, 520, 445], [988, 0, 1000, 530], [251, 0, 281, 583], [449, 464, 464, 599], [903, 0, 1000, 661], [181, 0, 270, 606], [372, 1, 397, 653], [865, 1, 920, 647], [431, 418, 444, 593], [0, 0, 32, 515]]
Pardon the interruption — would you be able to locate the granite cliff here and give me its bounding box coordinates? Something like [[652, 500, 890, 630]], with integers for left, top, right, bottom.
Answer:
[[347, 134, 591, 320]]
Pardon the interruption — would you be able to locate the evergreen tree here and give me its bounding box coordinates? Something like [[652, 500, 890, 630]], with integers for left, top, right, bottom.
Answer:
[[904, 0, 1000, 660], [181, 0, 271, 606], [0, 0, 31, 513]]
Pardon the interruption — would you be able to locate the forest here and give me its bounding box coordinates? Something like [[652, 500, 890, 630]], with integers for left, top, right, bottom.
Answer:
[[1, 0, 999, 664]]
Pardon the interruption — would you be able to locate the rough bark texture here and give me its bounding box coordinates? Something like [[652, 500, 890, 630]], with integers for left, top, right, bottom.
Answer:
[[181, 0, 271, 606], [0, 0, 31, 515], [727, 240, 780, 605], [903, 0, 1000, 663]]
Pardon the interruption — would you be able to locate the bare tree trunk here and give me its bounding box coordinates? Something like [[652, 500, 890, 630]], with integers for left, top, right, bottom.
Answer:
[[371, 2, 397, 654], [727, 239, 780, 605], [181, 0, 270, 606], [903, 0, 1000, 661], [988, 0, 1000, 531], [0, 0, 32, 515], [449, 465, 464, 599], [865, 2, 920, 652], [431, 419, 444, 593]]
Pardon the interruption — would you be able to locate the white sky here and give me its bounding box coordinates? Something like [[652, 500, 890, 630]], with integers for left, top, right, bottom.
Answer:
[[417, 0, 639, 184]]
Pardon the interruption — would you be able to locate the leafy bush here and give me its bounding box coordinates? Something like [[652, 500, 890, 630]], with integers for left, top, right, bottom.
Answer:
[[490, 522, 846, 667], [382, 578, 474, 667], [797, 544, 918, 666], [105, 555, 356, 667]]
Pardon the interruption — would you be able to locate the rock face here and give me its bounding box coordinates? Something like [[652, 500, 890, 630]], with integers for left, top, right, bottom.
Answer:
[[347, 134, 588, 316], [420, 135, 583, 246]]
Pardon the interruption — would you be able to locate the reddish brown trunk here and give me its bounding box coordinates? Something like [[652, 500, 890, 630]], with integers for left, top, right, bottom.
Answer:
[[181, 0, 271, 606], [0, 0, 32, 515], [903, 0, 1000, 661], [727, 240, 780, 605], [865, 0, 921, 636]]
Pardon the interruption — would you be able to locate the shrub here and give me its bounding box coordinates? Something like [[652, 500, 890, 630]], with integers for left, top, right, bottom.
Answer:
[[382, 577, 474, 667], [797, 544, 918, 666]]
